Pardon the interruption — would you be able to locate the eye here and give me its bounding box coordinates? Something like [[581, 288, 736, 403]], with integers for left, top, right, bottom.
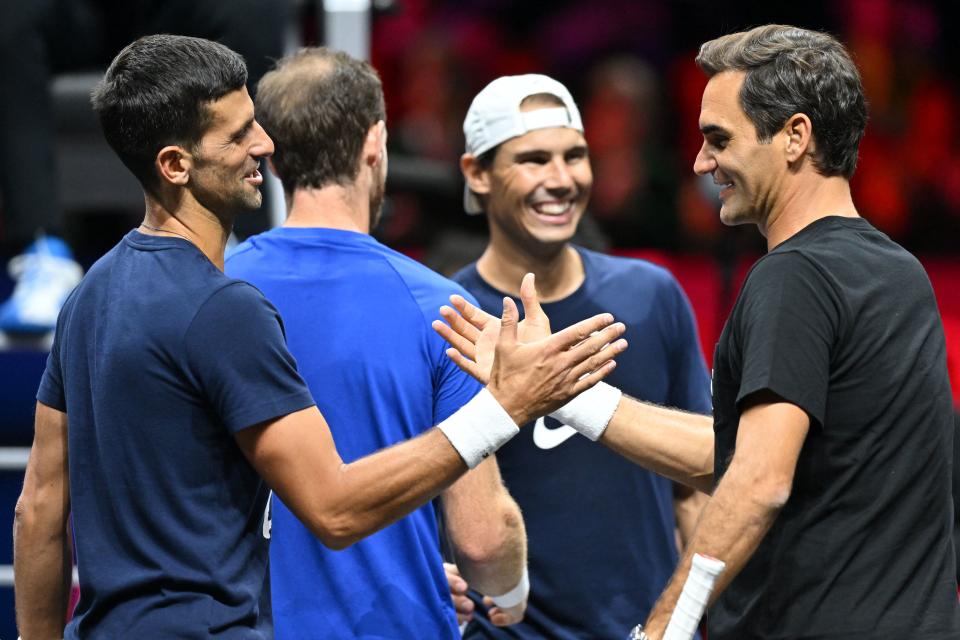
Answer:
[[706, 135, 729, 151], [565, 148, 588, 163]]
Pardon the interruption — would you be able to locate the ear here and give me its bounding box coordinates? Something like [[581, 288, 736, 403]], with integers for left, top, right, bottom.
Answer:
[[783, 113, 813, 164], [460, 153, 491, 197], [363, 120, 387, 168], [156, 145, 192, 187]]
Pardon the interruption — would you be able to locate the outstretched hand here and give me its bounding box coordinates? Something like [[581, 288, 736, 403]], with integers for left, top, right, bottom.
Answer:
[[432, 273, 553, 383], [433, 273, 627, 426]]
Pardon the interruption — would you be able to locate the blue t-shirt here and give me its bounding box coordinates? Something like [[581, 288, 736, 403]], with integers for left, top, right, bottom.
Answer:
[[454, 247, 711, 640], [226, 227, 482, 640], [37, 230, 315, 639]]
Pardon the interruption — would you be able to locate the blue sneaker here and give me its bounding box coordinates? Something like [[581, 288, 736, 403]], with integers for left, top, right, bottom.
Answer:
[[0, 235, 83, 334]]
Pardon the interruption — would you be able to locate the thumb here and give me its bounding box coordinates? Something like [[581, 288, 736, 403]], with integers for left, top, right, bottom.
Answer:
[[519, 272, 548, 328], [499, 296, 519, 347]]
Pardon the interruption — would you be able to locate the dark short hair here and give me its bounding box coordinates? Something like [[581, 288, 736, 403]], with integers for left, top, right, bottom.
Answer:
[[696, 24, 868, 179], [255, 48, 386, 194], [91, 35, 248, 196]]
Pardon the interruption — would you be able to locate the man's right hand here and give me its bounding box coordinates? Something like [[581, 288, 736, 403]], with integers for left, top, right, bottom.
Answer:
[[433, 273, 627, 427]]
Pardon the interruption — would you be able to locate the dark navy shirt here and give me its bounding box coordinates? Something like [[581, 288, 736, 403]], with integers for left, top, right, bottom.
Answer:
[[455, 247, 711, 640], [37, 230, 315, 639]]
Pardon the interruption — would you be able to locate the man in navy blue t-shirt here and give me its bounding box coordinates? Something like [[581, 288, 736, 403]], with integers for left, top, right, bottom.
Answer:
[[449, 74, 711, 639], [227, 48, 530, 639], [13, 35, 627, 639]]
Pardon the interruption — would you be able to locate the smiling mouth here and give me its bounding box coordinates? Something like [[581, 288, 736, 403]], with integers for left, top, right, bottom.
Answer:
[[530, 200, 575, 219], [244, 168, 263, 186]]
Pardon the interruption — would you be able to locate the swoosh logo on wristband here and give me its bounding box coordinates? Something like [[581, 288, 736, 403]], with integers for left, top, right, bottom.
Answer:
[[532, 417, 578, 450]]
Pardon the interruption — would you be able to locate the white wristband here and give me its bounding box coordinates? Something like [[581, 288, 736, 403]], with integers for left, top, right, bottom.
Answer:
[[438, 388, 519, 468], [549, 381, 622, 441], [489, 567, 529, 608]]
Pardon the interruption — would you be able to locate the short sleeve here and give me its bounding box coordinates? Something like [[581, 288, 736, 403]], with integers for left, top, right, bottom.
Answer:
[[184, 283, 315, 433], [432, 290, 483, 424], [36, 329, 66, 411], [663, 277, 712, 415], [735, 252, 840, 426]]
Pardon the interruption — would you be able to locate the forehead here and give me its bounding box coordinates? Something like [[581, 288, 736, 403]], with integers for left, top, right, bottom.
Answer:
[[498, 125, 586, 156], [699, 70, 752, 131]]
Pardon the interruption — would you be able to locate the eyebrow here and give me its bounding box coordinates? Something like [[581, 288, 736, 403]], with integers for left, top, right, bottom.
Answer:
[[700, 124, 731, 137]]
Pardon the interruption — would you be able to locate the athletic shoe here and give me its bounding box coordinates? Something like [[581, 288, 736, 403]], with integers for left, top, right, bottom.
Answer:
[[0, 235, 83, 334]]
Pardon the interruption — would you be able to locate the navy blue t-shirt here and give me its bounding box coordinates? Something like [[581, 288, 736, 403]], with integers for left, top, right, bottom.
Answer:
[[37, 230, 315, 639], [454, 247, 711, 640], [226, 227, 482, 639]]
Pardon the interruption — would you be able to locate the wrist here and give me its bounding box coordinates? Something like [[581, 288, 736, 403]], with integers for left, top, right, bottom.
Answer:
[[437, 388, 519, 468], [549, 381, 622, 440], [489, 567, 529, 608]]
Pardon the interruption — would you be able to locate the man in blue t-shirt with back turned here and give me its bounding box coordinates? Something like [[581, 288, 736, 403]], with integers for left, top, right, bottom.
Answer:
[[227, 48, 534, 639], [13, 37, 626, 639], [449, 74, 712, 639]]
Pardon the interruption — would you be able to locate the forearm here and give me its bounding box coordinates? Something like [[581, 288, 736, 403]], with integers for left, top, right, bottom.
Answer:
[[445, 470, 527, 596], [14, 498, 71, 639], [673, 484, 708, 550], [643, 465, 783, 638], [323, 428, 468, 547], [600, 396, 715, 493]]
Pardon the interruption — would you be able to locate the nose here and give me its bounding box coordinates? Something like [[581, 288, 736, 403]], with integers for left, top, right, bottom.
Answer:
[[251, 120, 275, 158], [544, 157, 575, 192], [693, 142, 714, 176]]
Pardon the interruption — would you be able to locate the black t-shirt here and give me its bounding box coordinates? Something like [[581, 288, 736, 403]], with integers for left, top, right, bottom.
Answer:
[[710, 217, 959, 639]]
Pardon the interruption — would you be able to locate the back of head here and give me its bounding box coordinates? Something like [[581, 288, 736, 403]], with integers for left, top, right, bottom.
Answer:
[[696, 24, 868, 179], [255, 48, 386, 195], [91, 34, 248, 196]]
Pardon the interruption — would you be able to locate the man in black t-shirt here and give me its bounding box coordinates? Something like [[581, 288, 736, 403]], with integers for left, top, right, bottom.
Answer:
[[436, 24, 959, 640]]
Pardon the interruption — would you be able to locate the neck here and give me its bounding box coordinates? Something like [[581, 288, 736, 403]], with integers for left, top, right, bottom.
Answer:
[[140, 193, 231, 270], [761, 174, 859, 250], [285, 184, 370, 234], [477, 230, 584, 302]]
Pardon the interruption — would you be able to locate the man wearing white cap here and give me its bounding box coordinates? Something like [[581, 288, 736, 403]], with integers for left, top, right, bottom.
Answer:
[[449, 74, 712, 639]]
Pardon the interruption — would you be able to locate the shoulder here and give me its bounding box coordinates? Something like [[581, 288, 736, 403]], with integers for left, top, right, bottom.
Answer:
[[579, 248, 684, 306], [375, 247, 480, 310], [193, 280, 278, 325]]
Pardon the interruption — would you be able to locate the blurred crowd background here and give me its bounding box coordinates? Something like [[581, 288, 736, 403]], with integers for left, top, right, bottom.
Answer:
[[0, 2, 957, 634]]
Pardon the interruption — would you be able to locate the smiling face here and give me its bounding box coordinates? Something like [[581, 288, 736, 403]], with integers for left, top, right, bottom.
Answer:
[[693, 70, 784, 228], [480, 120, 592, 252], [189, 87, 275, 218]]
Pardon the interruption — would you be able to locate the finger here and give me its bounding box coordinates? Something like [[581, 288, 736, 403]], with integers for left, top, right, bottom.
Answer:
[[519, 273, 547, 326], [432, 317, 477, 362], [453, 594, 475, 615], [550, 312, 615, 351], [439, 306, 482, 345], [444, 347, 489, 384], [569, 338, 629, 381], [566, 322, 627, 361], [443, 562, 461, 577], [450, 294, 495, 332], [443, 563, 468, 594], [570, 360, 619, 395], [498, 297, 519, 348]]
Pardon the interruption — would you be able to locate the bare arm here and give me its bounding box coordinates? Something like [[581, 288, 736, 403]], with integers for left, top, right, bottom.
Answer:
[[673, 483, 708, 550], [642, 398, 809, 639], [442, 457, 527, 626], [599, 398, 715, 493], [15, 401, 72, 639], [238, 298, 626, 549]]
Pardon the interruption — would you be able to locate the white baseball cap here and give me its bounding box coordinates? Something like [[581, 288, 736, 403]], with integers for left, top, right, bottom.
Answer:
[[462, 74, 584, 214]]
